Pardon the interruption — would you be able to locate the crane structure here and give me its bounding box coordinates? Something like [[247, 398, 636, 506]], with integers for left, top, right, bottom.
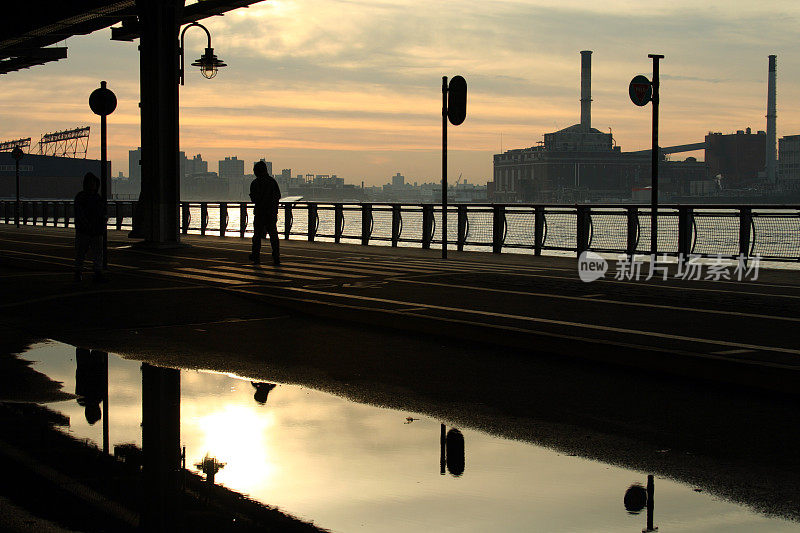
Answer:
[[0, 137, 31, 152], [37, 126, 90, 158]]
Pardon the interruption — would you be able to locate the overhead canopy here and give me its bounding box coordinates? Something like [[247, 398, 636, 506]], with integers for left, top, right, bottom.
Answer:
[[1, 1, 261, 74]]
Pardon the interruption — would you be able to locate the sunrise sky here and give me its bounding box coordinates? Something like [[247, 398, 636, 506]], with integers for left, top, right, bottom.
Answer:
[[1, 0, 799, 185]]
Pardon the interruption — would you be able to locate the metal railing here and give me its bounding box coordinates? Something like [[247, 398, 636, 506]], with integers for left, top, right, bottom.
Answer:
[[2, 200, 799, 261]]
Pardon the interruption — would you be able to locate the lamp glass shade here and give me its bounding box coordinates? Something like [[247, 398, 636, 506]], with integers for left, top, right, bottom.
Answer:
[[191, 47, 226, 81], [201, 64, 218, 79]]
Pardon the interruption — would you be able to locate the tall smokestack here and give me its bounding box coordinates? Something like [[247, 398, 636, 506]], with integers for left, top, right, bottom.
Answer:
[[767, 54, 777, 183], [580, 50, 592, 131]]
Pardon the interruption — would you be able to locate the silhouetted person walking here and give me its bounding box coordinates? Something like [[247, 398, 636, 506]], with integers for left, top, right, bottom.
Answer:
[[74, 172, 106, 281], [249, 161, 281, 265]]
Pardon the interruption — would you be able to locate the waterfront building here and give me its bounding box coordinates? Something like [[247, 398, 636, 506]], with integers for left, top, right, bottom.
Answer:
[[0, 152, 108, 199], [705, 129, 766, 188], [219, 156, 245, 199], [778, 134, 800, 191], [128, 147, 141, 182]]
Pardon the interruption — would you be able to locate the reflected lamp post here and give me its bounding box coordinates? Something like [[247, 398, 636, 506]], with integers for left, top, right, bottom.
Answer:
[[624, 474, 657, 532], [179, 22, 226, 85]]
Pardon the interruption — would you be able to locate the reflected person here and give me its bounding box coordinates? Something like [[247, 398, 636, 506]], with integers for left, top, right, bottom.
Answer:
[[75, 348, 107, 424], [251, 382, 277, 405], [248, 161, 281, 266]]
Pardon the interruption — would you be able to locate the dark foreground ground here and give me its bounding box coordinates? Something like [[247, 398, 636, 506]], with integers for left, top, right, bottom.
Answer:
[[1, 225, 799, 529]]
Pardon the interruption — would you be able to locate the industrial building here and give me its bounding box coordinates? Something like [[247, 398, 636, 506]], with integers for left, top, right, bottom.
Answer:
[[0, 152, 108, 199], [492, 52, 789, 203], [491, 51, 704, 203], [778, 135, 800, 191], [705, 129, 766, 188], [0, 128, 108, 199]]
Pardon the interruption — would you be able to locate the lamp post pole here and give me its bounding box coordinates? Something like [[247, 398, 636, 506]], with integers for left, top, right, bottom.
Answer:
[[442, 76, 448, 259], [648, 54, 663, 256], [89, 80, 117, 269]]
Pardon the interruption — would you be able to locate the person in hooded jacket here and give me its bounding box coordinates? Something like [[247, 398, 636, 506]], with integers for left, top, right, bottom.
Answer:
[[249, 161, 281, 265], [74, 172, 106, 281]]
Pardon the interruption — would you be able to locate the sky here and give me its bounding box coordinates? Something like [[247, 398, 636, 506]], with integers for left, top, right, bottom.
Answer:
[[1, 0, 800, 186]]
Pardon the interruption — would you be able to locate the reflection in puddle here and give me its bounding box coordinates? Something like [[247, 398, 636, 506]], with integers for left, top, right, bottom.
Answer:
[[15, 341, 800, 532]]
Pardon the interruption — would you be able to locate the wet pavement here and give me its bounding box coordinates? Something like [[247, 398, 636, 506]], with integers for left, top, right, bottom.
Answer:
[[10, 340, 800, 533], [1, 225, 800, 531]]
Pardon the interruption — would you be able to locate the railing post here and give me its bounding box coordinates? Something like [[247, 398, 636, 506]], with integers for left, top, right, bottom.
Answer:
[[678, 206, 693, 259], [308, 203, 318, 242], [181, 202, 189, 234], [739, 207, 752, 258], [43, 201, 50, 226], [457, 204, 467, 251], [334, 203, 343, 243], [284, 203, 293, 239], [422, 204, 433, 249], [392, 205, 401, 247], [65, 201, 71, 228], [576, 205, 591, 256], [32, 202, 38, 226], [626, 207, 639, 256], [361, 203, 373, 246], [239, 203, 247, 238], [116, 202, 123, 231], [200, 202, 208, 235], [534, 206, 545, 256], [219, 202, 228, 237], [492, 205, 505, 254]]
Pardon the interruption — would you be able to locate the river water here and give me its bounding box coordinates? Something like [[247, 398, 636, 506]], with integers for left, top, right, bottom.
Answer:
[[18, 340, 799, 533], [170, 204, 799, 268]]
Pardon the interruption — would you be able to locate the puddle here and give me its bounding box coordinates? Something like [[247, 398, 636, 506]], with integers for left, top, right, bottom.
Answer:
[[13, 340, 800, 532]]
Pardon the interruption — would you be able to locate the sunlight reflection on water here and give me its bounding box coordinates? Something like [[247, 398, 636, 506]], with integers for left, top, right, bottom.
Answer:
[[17, 340, 800, 533]]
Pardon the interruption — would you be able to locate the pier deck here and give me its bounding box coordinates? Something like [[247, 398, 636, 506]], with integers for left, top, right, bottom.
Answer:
[[2, 225, 799, 394]]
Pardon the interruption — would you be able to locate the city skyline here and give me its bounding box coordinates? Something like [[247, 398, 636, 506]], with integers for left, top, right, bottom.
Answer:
[[2, 1, 800, 186]]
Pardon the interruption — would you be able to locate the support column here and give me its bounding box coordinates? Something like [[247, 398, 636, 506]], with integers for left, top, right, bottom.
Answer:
[[135, 0, 184, 245]]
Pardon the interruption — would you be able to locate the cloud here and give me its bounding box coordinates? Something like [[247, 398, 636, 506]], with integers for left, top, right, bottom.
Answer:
[[2, 1, 800, 184]]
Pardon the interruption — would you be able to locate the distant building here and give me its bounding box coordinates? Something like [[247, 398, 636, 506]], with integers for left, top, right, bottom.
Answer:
[[219, 156, 245, 199], [279, 169, 291, 186], [492, 51, 652, 202], [0, 153, 108, 199], [128, 147, 141, 182], [491, 51, 708, 203], [705, 129, 766, 188], [186, 154, 208, 176], [184, 171, 227, 200], [258, 159, 273, 176], [778, 134, 800, 191], [391, 172, 405, 187]]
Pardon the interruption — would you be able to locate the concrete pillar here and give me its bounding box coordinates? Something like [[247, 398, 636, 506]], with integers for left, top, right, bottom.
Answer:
[[136, 0, 183, 245]]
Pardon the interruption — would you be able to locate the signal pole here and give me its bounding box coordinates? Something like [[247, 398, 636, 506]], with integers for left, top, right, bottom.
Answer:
[[648, 54, 663, 256], [442, 76, 448, 259]]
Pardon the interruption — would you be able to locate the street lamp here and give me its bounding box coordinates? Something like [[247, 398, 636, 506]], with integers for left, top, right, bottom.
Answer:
[[179, 22, 226, 85]]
